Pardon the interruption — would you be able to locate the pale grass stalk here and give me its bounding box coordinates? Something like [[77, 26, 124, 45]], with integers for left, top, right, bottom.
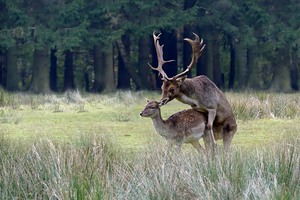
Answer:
[[1, 136, 300, 199]]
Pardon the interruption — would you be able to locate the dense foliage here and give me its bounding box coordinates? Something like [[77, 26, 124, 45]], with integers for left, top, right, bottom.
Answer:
[[0, 0, 299, 93]]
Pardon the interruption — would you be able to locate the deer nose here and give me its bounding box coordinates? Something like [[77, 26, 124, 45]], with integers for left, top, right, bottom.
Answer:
[[160, 98, 169, 105], [139, 112, 143, 116]]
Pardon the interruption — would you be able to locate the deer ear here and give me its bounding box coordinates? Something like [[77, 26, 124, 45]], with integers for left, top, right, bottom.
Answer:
[[176, 75, 187, 86]]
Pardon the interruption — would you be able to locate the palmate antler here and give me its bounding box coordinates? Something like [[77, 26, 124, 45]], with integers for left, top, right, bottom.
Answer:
[[174, 33, 206, 79], [149, 31, 206, 81], [148, 31, 175, 80]]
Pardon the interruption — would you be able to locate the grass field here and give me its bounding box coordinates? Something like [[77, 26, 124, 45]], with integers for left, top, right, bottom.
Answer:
[[0, 90, 300, 199]]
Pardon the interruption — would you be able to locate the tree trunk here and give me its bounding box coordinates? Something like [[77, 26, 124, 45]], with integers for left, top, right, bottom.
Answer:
[[228, 43, 236, 89], [84, 71, 90, 92], [246, 46, 259, 89], [183, 0, 197, 78], [205, 36, 213, 80], [197, 34, 208, 76], [64, 50, 75, 91], [117, 54, 131, 89], [138, 36, 154, 90], [116, 37, 144, 90], [6, 46, 19, 91], [30, 48, 50, 93], [102, 44, 116, 92], [212, 33, 223, 88], [117, 34, 131, 90], [183, 28, 193, 78], [270, 47, 291, 92], [184, 0, 196, 11], [0, 53, 2, 86], [50, 48, 57, 92], [93, 45, 105, 92], [236, 42, 247, 89], [0, 50, 5, 87], [160, 30, 177, 78], [290, 47, 299, 91]]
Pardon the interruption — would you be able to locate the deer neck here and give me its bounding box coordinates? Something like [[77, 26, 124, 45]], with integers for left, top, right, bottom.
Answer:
[[179, 79, 195, 96], [176, 80, 198, 107], [150, 111, 174, 138]]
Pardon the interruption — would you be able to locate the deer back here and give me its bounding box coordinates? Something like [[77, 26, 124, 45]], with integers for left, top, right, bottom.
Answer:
[[165, 109, 207, 137]]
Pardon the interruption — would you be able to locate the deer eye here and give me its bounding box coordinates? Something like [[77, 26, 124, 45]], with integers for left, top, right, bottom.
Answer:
[[169, 88, 175, 93]]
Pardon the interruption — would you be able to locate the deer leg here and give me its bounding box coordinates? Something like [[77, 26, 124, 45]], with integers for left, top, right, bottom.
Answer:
[[207, 109, 217, 145], [203, 132, 211, 151], [223, 130, 235, 151], [191, 141, 205, 153], [207, 109, 216, 130], [203, 130, 215, 152], [222, 121, 237, 151]]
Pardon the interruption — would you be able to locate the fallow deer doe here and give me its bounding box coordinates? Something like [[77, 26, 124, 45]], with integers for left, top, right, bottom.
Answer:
[[148, 31, 237, 150], [140, 100, 207, 152]]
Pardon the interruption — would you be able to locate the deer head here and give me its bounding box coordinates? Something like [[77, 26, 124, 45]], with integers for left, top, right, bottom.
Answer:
[[139, 99, 163, 118], [148, 31, 206, 105]]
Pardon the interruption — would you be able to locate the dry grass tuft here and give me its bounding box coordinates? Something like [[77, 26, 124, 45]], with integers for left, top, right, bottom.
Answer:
[[228, 92, 300, 120]]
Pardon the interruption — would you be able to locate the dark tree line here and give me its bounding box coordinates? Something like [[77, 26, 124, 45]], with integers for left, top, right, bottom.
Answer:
[[0, 0, 299, 93]]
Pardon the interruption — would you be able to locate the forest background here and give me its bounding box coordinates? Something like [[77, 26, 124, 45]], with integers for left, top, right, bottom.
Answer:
[[0, 0, 299, 93]]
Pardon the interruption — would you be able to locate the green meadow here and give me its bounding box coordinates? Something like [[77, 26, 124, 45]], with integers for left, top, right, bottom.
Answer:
[[0, 90, 299, 199]]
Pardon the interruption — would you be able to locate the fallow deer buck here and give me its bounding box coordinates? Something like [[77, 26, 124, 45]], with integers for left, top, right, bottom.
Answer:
[[140, 100, 208, 152], [148, 31, 237, 151]]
